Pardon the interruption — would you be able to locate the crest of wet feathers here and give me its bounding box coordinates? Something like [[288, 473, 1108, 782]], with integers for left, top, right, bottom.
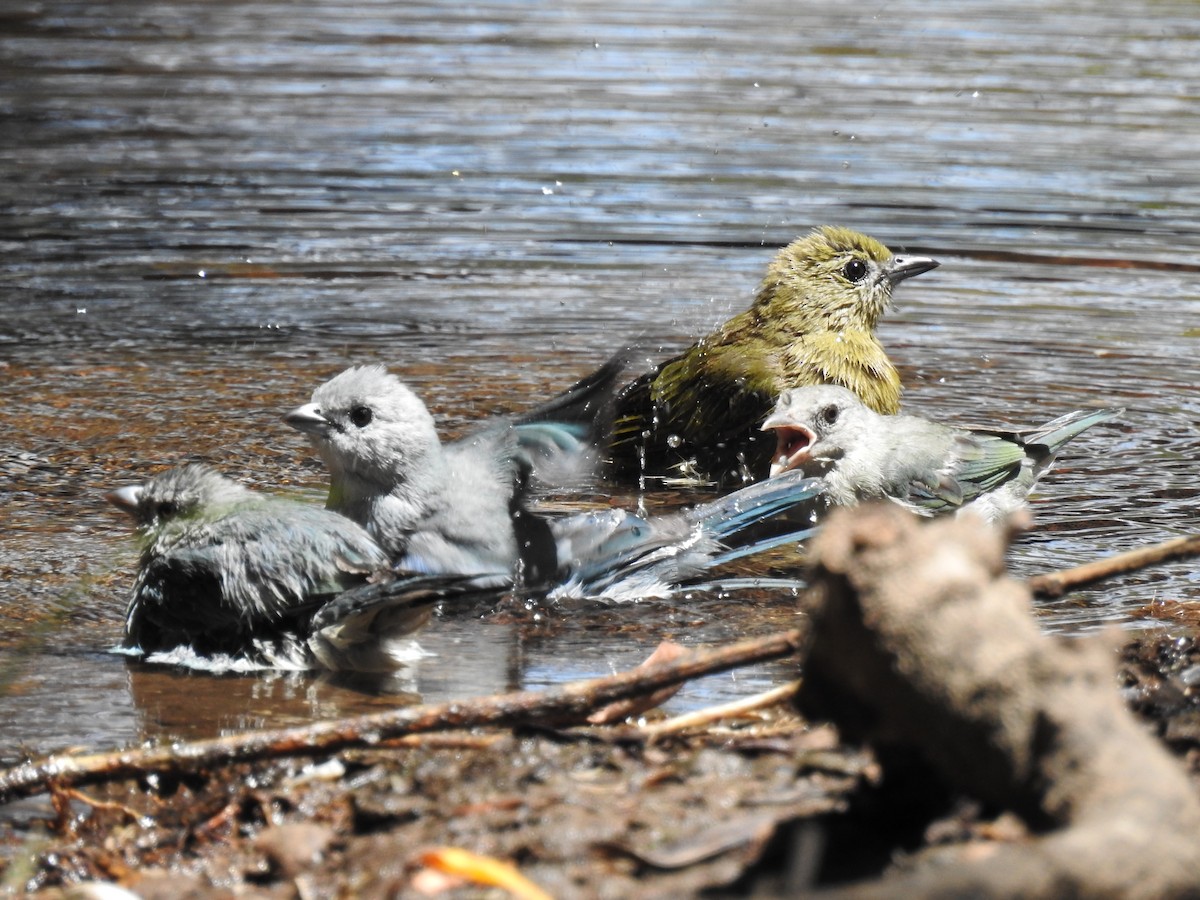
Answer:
[[608, 225, 938, 486]]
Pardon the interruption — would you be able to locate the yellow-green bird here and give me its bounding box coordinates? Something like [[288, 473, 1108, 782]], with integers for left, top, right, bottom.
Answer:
[[607, 226, 938, 486]]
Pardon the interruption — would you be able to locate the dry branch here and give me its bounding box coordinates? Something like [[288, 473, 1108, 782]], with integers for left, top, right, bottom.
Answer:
[[0, 629, 803, 805], [638, 681, 801, 740]]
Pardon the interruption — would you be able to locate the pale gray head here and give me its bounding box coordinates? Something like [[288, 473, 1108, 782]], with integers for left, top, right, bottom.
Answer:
[[761, 384, 876, 477], [284, 365, 442, 490], [105, 464, 251, 531]]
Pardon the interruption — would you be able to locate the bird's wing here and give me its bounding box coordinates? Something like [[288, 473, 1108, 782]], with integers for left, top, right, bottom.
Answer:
[[547, 506, 703, 596], [608, 346, 777, 485], [309, 572, 499, 636], [684, 469, 823, 538], [903, 433, 1027, 512], [406, 432, 530, 578], [130, 551, 240, 631], [148, 503, 386, 622], [552, 470, 822, 598], [692, 470, 824, 567], [655, 345, 777, 442], [449, 352, 630, 491], [608, 368, 658, 452], [126, 533, 333, 660]]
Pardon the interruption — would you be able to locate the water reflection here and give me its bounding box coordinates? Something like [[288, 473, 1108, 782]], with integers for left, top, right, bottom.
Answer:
[[2, 0, 1198, 755]]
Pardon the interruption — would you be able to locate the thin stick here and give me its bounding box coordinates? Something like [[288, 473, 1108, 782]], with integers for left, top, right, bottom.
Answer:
[[60, 786, 147, 824], [1028, 534, 1200, 598], [0, 629, 803, 805], [639, 680, 802, 740]]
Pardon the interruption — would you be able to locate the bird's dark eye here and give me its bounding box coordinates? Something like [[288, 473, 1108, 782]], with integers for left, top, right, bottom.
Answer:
[[349, 405, 373, 428], [155, 501, 177, 519], [842, 259, 868, 282], [820, 405, 840, 427]]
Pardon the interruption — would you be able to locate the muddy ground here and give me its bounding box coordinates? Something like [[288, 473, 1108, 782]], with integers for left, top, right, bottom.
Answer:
[[1, 607, 1199, 899]]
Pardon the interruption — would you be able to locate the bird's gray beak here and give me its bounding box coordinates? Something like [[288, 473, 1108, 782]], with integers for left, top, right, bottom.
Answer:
[[105, 484, 143, 516], [760, 408, 789, 433], [886, 254, 939, 284], [284, 402, 332, 437]]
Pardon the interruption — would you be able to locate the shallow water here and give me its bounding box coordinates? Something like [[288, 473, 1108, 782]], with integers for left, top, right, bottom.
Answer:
[[1, 0, 1198, 757]]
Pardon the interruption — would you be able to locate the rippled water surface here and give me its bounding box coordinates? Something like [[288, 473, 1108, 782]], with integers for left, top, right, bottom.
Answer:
[[2, 0, 1198, 756]]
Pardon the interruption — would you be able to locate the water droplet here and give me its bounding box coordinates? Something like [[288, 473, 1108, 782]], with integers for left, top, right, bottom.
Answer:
[[666, 434, 682, 448]]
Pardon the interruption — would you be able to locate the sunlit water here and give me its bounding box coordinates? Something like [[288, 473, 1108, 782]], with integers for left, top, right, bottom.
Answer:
[[1, 0, 1198, 757]]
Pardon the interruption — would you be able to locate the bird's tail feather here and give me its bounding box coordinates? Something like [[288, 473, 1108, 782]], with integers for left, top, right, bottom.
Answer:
[[515, 350, 631, 437], [510, 350, 633, 488], [1025, 407, 1124, 455]]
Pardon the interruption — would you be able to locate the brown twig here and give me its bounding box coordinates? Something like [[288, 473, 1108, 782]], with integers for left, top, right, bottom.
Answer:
[[60, 786, 148, 824], [1028, 533, 1200, 598], [0, 629, 803, 805]]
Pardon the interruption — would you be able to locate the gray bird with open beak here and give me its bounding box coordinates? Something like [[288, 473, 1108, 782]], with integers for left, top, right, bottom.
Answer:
[[761, 384, 1123, 522]]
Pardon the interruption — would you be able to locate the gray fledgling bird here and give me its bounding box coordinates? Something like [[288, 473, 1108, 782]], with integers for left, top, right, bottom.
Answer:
[[285, 365, 553, 582], [284, 357, 627, 585], [286, 366, 824, 598], [107, 464, 488, 672], [761, 385, 1123, 522]]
